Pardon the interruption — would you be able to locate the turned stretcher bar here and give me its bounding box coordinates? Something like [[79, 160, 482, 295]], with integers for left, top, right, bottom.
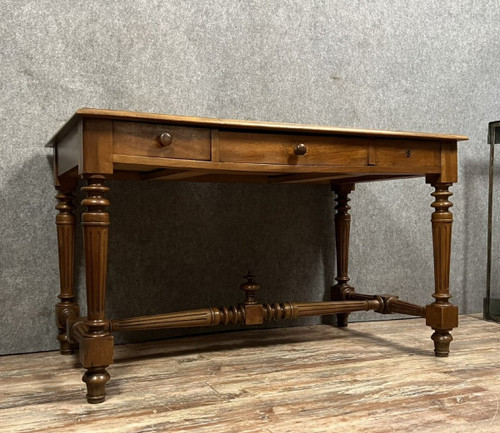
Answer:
[[65, 294, 425, 343]]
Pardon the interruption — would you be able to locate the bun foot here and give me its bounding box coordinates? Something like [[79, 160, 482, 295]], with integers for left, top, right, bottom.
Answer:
[[83, 368, 110, 404], [336, 313, 349, 327], [57, 334, 76, 355], [431, 329, 453, 357]]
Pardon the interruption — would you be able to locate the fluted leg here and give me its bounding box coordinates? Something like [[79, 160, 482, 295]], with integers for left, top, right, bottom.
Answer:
[[426, 182, 458, 357], [55, 185, 79, 354], [80, 175, 114, 403], [331, 183, 355, 327]]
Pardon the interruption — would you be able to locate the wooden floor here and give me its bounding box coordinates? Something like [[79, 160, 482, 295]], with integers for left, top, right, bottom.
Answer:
[[1, 315, 499, 433]]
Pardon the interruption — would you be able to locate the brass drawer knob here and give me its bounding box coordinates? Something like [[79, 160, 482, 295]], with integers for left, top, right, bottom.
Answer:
[[294, 143, 307, 156], [158, 132, 173, 147]]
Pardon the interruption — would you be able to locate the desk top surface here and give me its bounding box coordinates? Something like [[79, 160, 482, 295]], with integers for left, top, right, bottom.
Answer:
[[47, 108, 468, 147]]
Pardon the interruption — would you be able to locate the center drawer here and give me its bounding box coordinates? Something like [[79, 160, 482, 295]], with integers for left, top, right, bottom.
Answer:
[[218, 131, 368, 166]]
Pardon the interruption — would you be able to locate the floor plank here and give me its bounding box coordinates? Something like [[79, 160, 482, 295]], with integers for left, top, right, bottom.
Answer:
[[0, 315, 499, 432]]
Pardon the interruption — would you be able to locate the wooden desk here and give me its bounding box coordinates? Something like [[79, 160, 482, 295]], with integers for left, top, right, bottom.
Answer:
[[48, 108, 468, 403]]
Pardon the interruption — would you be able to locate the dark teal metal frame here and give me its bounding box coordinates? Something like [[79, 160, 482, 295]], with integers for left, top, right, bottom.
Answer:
[[485, 121, 500, 322]]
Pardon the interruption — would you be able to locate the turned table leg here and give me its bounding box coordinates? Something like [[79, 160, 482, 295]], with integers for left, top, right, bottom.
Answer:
[[426, 182, 458, 357], [55, 183, 79, 354], [81, 175, 114, 403], [331, 183, 355, 327]]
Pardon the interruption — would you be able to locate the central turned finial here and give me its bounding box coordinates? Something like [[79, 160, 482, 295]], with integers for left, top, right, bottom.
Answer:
[[240, 271, 260, 305]]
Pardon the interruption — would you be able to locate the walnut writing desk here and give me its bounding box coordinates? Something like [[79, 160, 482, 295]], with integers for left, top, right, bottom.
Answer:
[[47, 108, 467, 403]]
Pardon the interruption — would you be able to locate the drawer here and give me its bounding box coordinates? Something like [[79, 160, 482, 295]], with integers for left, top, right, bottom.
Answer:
[[218, 131, 368, 166], [370, 140, 440, 169], [113, 121, 211, 160]]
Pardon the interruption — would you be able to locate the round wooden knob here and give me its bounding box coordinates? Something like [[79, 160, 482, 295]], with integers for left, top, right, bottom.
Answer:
[[294, 143, 307, 156], [158, 132, 173, 147]]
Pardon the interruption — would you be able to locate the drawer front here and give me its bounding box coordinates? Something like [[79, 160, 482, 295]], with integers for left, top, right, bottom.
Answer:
[[113, 121, 211, 160], [371, 140, 440, 169], [219, 131, 368, 166]]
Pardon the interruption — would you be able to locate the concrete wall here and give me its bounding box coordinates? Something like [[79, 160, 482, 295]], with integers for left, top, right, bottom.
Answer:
[[1, 0, 499, 354]]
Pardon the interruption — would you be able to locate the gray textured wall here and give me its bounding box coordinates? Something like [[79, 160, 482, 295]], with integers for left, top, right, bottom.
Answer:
[[1, 1, 499, 355]]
